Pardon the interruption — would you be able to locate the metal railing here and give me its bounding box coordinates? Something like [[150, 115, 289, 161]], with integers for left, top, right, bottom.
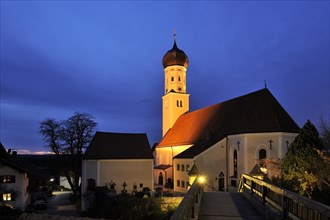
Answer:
[[170, 178, 203, 220], [239, 173, 330, 220]]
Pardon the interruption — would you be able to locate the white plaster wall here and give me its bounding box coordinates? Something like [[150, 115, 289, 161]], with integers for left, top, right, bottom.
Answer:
[[0, 164, 29, 211], [173, 132, 298, 192], [194, 139, 227, 191], [173, 159, 192, 193], [227, 132, 298, 182], [98, 159, 153, 193]]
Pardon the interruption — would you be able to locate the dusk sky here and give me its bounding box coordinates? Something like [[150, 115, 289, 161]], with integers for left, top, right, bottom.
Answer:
[[1, 1, 329, 154]]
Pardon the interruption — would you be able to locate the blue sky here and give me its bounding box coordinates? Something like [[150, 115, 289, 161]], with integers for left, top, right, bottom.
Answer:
[[1, 1, 329, 153]]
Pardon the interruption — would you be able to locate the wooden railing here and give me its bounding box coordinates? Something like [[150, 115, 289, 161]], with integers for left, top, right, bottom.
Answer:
[[170, 178, 203, 220], [239, 173, 330, 220]]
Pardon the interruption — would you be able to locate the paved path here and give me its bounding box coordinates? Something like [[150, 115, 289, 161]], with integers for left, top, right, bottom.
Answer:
[[41, 191, 80, 217], [200, 192, 264, 220]]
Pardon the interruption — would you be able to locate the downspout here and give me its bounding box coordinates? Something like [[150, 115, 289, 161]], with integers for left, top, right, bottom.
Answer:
[[171, 146, 174, 188], [225, 136, 228, 192]]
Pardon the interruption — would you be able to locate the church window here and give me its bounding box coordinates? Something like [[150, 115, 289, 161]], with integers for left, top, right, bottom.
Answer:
[[186, 164, 190, 172], [177, 164, 180, 171], [178, 76, 181, 81], [140, 183, 143, 188], [181, 164, 185, 171], [171, 77, 174, 81], [177, 180, 180, 187], [180, 100, 183, 107], [233, 150, 237, 176], [181, 181, 185, 188], [259, 149, 267, 160]]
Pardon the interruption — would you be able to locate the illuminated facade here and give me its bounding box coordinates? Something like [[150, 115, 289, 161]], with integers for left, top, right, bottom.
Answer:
[[162, 40, 189, 136], [155, 40, 300, 193]]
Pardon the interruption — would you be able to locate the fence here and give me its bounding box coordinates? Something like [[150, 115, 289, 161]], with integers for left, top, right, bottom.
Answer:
[[170, 178, 203, 220], [239, 173, 330, 220]]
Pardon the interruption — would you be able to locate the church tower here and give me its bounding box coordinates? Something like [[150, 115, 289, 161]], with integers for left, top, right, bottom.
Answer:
[[162, 38, 189, 136]]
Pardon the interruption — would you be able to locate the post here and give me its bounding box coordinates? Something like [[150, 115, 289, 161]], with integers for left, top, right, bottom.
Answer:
[[250, 180, 254, 195], [262, 185, 267, 204]]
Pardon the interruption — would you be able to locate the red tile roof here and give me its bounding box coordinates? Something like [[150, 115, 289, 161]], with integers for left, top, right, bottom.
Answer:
[[83, 132, 154, 160], [157, 88, 300, 158]]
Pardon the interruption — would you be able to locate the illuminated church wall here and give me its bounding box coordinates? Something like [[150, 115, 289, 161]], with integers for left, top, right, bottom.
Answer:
[[170, 132, 298, 192], [192, 139, 227, 191], [155, 145, 192, 166]]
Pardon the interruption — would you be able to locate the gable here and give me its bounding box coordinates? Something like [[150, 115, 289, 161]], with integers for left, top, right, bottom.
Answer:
[[159, 88, 300, 158], [83, 132, 154, 160]]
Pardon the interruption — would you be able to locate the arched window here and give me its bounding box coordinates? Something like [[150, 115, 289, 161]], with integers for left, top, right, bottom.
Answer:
[[180, 100, 183, 107], [177, 100, 179, 107], [259, 149, 267, 160], [233, 150, 237, 176]]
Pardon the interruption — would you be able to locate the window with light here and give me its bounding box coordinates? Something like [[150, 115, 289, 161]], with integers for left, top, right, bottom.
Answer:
[[2, 193, 12, 201]]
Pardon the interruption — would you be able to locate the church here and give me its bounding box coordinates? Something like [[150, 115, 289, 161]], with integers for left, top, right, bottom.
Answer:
[[154, 39, 300, 193]]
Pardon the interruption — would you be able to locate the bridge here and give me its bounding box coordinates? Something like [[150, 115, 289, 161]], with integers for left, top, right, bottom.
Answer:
[[170, 174, 330, 220]]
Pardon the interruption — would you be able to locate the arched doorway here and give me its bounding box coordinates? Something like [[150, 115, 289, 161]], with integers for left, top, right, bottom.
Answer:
[[218, 171, 225, 191], [259, 149, 267, 160]]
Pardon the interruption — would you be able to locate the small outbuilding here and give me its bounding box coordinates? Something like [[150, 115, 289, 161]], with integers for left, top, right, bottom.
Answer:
[[81, 132, 154, 211]]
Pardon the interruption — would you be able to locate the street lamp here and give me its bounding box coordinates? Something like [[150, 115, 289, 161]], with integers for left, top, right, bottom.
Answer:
[[198, 176, 205, 184]]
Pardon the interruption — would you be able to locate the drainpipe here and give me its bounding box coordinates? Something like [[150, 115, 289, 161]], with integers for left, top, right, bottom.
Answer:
[[171, 146, 174, 188]]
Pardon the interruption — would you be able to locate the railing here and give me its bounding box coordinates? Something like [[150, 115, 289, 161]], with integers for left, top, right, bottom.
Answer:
[[170, 178, 203, 220], [239, 173, 330, 220]]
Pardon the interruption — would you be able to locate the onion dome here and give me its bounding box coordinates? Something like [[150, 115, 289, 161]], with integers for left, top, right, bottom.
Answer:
[[162, 41, 189, 68]]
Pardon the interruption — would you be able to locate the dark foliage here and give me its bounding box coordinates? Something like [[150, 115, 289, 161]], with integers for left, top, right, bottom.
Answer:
[[279, 120, 330, 205], [86, 189, 174, 220]]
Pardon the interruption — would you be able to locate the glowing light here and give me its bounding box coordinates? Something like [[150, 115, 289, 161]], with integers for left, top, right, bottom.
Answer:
[[260, 167, 267, 174], [198, 176, 205, 184], [3, 193, 11, 201]]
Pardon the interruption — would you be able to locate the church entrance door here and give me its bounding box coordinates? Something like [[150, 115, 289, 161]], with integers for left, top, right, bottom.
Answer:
[[218, 171, 225, 191]]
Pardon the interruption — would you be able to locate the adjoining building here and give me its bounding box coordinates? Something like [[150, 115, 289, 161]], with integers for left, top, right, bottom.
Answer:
[[0, 142, 31, 211], [81, 132, 154, 211], [154, 39, 300, 192]]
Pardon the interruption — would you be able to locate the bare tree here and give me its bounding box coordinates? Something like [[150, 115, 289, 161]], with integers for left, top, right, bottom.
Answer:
[[40, 112, 97, 196]]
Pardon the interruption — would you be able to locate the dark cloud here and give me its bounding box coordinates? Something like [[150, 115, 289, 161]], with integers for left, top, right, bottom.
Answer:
[[1, 1, 329, 152]]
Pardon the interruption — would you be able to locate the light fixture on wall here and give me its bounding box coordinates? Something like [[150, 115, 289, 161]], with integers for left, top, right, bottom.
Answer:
[[269, 139, 273, 150], [237, 141, 240, 151]]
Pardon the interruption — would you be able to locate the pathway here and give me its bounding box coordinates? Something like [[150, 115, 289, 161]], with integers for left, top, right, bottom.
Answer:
[[199, 192, 264, 220]]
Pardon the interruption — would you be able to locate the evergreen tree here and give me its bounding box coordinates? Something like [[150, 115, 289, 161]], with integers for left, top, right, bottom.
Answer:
[[281, 120, 325, 198]]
